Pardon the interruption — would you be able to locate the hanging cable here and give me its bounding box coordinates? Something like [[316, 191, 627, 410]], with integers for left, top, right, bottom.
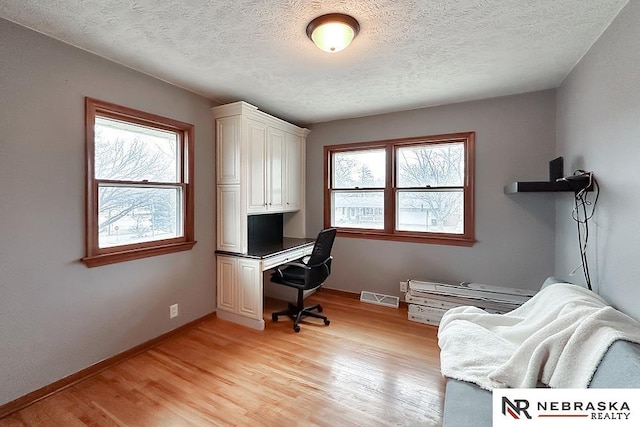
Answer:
[[570, 170, 599, 290]]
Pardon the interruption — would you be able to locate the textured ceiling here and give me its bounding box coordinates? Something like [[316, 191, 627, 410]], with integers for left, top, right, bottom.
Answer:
[[0, 0, 629, 125]]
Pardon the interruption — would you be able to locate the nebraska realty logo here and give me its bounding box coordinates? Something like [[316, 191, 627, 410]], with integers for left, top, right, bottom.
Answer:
[[493, 389, 637, 426]]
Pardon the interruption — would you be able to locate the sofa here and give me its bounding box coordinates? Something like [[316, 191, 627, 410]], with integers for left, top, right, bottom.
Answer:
[[441, 278, 640, 427]]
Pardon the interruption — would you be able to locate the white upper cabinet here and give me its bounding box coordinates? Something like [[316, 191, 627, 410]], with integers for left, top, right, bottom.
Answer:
[[267, 127, 285, 212], [246, 118, 269, 213], [246, 122, 287, 214], [216, 116, 241, 185], [212, 101, 309, 253], [284, 132, 303, 211]]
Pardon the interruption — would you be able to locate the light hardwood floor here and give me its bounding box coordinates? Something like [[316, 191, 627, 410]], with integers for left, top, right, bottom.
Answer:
[[1, 291, 445, 426]]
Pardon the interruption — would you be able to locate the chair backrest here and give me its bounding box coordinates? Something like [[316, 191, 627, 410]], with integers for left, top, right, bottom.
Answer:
[[307, 228, 337, 266], [304, 228, 337, 289]]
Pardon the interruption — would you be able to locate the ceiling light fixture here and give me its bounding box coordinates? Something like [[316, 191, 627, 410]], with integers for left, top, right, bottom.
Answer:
[[306, 13, 360, 53]]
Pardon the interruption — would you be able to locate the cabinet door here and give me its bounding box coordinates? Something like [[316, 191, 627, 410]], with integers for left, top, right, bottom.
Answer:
[[216, 116, 241, 184], [284, 133, 302, 211], [237, 259, 262, 320], [216, 184, 245, 253], [246, 118, 268, 213], [267, 127, 285, 211], [216, 256, 237, 312]]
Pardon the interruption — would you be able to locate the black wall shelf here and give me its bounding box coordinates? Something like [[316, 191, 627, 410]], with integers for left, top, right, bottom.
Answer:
[[504, 179, 591, 194], [504, 157, 593, 194]]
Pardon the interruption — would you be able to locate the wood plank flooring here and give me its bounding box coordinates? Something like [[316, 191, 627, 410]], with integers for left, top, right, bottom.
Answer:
[[1, 291, 445, 426]]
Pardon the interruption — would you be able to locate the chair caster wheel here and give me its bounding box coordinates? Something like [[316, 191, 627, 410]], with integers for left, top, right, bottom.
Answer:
[[294, 325, 301, 333], [272, 314, 278, 322], [324, 319, 330, 326]]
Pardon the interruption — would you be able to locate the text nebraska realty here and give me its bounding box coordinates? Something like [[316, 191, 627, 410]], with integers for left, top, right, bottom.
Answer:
[[538, 402, 631, 420], [503, 397, 631, 420], [539, 400, 630, 420]]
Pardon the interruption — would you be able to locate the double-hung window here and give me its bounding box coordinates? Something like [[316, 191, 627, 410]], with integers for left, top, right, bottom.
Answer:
[[83, 98, 196, 267], [324, 132, 475, 246]]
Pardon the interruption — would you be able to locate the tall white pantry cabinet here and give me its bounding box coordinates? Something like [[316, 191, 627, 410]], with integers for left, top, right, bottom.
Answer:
[[212, 102, 309, 329]]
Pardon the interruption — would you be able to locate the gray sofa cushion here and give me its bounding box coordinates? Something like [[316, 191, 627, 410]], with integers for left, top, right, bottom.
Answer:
[[442, 379, 492, 427], [590, 340, 640, 387]]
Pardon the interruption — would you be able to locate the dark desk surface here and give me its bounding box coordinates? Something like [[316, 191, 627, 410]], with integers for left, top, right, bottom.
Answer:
[[216, 237, 315, 259]]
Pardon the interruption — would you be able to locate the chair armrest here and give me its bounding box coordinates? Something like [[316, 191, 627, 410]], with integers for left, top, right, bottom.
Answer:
[[278, 261, 310, 270], [276, 255, 333, 271], [273, 256, 333, 279], [304, 256, 333, 269], [273, 261, 310, 279]]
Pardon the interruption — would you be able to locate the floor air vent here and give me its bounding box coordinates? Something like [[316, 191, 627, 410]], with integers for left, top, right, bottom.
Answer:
[[360, 291, 400, 308]]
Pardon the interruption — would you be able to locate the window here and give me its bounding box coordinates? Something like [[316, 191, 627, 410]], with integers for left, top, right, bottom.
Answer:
[[83, 98, 196, 267], [324, 132, 475, 246]]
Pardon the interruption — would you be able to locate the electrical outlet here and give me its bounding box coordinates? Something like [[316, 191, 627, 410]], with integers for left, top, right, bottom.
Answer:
[[169, 304, 179, 319], [400, 281, 408, 293]]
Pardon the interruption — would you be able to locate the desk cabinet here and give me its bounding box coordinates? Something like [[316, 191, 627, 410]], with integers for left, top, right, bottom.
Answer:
[[215, 241, 314, 330], [237, 259, 261, 319], [216, 255, 264, 329], [216, 255, 237, 312]]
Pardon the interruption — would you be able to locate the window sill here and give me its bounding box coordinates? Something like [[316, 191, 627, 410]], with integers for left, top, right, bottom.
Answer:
[[335, 229, 476, 247], [82, 240, 197, 267]]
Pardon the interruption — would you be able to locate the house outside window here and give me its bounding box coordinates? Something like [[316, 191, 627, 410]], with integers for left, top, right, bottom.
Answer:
[[83, 98, 196, 267], [324, 132, 475, 246]]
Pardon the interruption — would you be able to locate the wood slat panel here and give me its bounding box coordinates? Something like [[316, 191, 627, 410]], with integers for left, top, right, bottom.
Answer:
[[1, 291, 445, 426]]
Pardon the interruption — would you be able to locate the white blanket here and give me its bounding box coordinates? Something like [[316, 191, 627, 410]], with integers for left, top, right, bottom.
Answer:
[[438, 283, 640, 390]]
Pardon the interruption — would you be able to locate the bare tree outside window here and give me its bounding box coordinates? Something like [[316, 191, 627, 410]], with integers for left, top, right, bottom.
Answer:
[[332, 149, 384, 188], [83, 98, 195, 267], [324, 132, 475, 246], [332, 149, 385, 229], [94, 121, 181, 247], [396, 143, 464, 233]]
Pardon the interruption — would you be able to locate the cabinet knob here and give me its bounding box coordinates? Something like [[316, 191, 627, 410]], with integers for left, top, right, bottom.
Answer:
[[269, 202, 272, 206]]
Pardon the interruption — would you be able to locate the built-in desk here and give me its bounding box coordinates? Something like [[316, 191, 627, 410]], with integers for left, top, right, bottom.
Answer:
[[215, 238, 315, 330]]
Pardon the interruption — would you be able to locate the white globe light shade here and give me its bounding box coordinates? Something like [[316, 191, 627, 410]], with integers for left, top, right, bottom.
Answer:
[[307, 14, 360, 53]]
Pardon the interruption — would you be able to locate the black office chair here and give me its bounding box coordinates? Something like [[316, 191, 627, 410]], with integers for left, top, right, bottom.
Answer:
[[270, 228, 337, 332]]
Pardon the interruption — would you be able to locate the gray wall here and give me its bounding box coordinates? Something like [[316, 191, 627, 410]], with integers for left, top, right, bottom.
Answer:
[[0, 19, 216, 406], [556, 1, 640, 320], [307, 90, 558, 296]]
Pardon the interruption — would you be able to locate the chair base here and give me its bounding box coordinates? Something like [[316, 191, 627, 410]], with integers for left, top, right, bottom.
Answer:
[[271, 302, 330, 333]]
